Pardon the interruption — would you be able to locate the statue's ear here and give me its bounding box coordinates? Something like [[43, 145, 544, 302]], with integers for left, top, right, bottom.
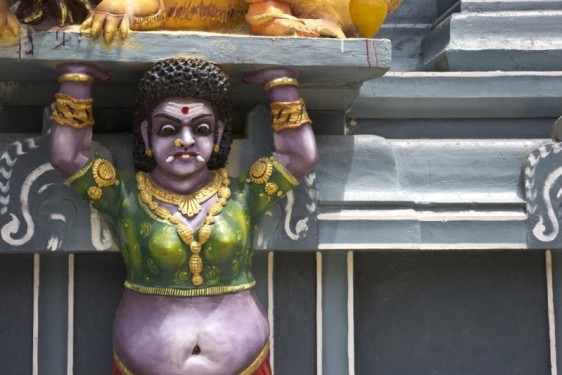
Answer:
[[216, 120, 225, 145], [141, 120, 149, 149]]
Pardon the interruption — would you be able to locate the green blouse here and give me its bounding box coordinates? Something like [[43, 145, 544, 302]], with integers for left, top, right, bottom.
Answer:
[[67, 155, 298, 297]]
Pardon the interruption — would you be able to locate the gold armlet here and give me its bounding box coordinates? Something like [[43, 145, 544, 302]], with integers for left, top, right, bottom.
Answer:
[[57, 73, 94, 85], [264, 77, 298, 91], [269, 98, 311, 132], [50, 93, 94, 129]]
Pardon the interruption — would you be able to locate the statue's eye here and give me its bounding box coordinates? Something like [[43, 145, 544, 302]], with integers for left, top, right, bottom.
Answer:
[[194, 123, 211, 136], [159, 124, 176, 136]]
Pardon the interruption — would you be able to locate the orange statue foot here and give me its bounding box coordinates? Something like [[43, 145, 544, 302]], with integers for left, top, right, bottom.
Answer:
[[81, 0, 162, 44], [246, 0, 345, 38]]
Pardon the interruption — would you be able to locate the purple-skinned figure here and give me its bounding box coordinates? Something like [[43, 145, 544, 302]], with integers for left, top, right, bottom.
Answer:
[[49, 58, 318, 374]]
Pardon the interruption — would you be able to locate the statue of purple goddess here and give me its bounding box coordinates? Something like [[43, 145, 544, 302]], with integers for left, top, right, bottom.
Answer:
[[49, 57, 318, 374]]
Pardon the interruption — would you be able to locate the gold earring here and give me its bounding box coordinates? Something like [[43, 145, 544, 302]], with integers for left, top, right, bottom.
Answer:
[[145, 148, 153, 157], [174, 138, 182, 148], [214, 144, 220, 153]]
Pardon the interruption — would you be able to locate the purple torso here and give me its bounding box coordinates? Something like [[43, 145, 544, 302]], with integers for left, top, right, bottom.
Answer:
[[113, 289, 269, 374]]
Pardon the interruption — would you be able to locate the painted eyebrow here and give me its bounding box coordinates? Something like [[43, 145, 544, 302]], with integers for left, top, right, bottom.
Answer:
[[153, 113, 181, 123], [152, 113, 214, 124], [191, 114, 215, 123]]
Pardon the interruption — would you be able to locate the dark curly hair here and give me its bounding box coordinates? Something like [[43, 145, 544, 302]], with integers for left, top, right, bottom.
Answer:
[[133, 57, 233, 172]]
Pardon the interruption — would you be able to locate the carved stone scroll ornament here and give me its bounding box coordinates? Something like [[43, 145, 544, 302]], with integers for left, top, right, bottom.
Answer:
[[525, 123, 562, 248], [0, 134, 115, 251]]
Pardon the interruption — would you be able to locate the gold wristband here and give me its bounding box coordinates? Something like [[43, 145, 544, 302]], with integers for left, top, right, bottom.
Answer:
[[269, 98, 311, 132], [58, 73, 94, 86], [264, 77, 298, 92], [50, 93, 94, 129]]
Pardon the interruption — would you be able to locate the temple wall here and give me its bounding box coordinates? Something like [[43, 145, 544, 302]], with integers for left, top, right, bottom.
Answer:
[[1, 0, 562, 373]]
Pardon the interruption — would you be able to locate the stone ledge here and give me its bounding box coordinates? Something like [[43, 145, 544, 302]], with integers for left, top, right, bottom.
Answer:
[[0, 27, 391, 111], [316, 136, 537, 206], [461, 0, 562, 12], [350, 72, 562, 119], [422, 11, 562, 71]]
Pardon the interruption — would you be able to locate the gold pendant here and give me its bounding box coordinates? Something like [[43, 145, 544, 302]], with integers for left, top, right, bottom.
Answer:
[[179, 197, 201, 218]]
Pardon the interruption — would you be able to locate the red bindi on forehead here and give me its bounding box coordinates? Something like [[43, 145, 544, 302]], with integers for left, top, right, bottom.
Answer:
[[181, 106, 189, 115]]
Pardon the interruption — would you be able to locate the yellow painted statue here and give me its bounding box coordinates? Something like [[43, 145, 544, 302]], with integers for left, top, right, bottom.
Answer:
[[0, 0, 402, 44]]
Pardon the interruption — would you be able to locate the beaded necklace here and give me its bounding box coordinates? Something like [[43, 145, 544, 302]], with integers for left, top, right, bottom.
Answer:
[[139, 169, 222, 218], [136, 169, 231, 286]]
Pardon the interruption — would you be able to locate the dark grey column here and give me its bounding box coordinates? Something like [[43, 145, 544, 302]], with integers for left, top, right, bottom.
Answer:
[[0, 254, 34, 374], [322, 251, 349, 375], [73, 253, 125, 374], [38, 254, 69, 375], [274, 252, 316, 375]]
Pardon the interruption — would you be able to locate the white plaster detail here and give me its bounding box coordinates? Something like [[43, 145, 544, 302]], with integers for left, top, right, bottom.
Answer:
[[546, 250, 558, 375], [32, 254, 40, 375], [532, 166, 562, 242], [282, 172, 316, 241], [1, 163, 54, 246], [524, 142, 562, 242], [318, 209, 526, 222], [283, 191, 310, 240], [38, 183, 55, 194], [306, 203, 317, 213], [267, 251, 275, 375], [50, 213, 67, 222], [0, 181, 9, 193], [48, 210, 68, 252], [316, 252, 323, 375], [347, 251, 355, 375], [68, 254, 75, 375], [318, 242, 527, 250], [0, 138, 39, 216], [90, 205, 114, 251], [47, 236, 61, 251], [0, 195, 9, 215]]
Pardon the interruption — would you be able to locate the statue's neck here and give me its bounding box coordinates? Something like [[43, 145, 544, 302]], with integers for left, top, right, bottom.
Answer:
[[148, 167, 213, 195]]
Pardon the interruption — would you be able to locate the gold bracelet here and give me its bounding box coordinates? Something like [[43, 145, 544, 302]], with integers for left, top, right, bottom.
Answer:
[[264, 77, 298, 92], [50, 93, 94, 129], [58, 73, 94, 86], [269, 98, 311, 132]]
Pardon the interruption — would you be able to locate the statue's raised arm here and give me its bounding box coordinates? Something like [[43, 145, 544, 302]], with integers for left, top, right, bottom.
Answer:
[[244, 68, 318, 179], [49, 63, 109, 179]]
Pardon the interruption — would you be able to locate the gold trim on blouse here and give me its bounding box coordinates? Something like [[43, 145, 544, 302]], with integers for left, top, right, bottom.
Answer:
[[124, 280, 256, 297]]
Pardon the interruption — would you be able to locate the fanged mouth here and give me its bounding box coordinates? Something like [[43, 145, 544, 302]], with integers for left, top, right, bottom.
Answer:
[[166, 152, 205, 163]]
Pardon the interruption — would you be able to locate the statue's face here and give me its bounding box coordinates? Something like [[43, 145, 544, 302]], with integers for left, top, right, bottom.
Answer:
[[142, 97, 222, 179]]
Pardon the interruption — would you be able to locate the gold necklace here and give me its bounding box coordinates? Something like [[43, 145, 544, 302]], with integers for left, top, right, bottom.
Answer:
[[136, 169, 231, 286], [139, 171, 222, 218]]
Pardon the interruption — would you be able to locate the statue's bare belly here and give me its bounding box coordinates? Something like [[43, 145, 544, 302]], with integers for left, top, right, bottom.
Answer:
[[113, 289, 270, 375]]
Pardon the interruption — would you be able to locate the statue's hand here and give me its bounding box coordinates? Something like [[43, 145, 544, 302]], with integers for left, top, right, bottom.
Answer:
[[56, 62, 110, 82], [242, 68, 299, 86]]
